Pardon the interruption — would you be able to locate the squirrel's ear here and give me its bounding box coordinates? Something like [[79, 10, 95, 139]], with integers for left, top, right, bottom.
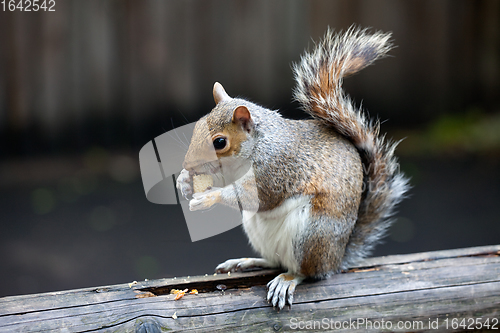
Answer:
[[232, 106, 253, 133], [213, 82, 231, 105]]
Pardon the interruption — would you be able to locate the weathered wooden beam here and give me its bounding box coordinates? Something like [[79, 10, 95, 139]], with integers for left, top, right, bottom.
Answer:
[[1, 245, 499, 332]]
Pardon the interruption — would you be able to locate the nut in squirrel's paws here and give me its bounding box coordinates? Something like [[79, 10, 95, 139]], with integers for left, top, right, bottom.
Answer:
[[193, 174, 214, 193], [176, 171, 213, 200]]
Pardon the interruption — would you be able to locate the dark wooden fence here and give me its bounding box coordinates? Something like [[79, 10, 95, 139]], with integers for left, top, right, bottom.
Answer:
[[0, 0, 499, 148]]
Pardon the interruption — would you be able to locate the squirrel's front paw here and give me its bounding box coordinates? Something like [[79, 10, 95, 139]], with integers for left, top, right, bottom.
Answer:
[[176, 169, 193, 200], [267, 273, 304, 311], [189, 188, 221, 211]]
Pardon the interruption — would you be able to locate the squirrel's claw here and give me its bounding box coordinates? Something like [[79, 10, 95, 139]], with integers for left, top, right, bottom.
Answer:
[[215, 257, 274, 273], [176, 169, 193, 200], [215, 258, 246, 273], [267, 273, 304, 311]]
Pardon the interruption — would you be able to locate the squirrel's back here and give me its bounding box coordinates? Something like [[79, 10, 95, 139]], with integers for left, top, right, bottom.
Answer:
[[293, 27, 410, 269], [204, 98, 364, 213]]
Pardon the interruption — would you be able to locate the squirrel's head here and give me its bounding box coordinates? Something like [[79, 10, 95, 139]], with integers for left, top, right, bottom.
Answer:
[[183, 83, 256, 177]]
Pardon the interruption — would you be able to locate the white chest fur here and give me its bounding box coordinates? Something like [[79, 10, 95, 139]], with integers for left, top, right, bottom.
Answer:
[[241, 196, 311, 273]]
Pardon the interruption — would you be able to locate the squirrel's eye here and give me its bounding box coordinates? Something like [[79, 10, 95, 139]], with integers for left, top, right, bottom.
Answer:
[[213, 137, 227, 150]]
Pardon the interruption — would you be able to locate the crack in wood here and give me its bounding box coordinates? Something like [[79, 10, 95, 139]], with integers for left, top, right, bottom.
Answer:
[[1, 245, 499, 332], [139, 269, 282, 296]]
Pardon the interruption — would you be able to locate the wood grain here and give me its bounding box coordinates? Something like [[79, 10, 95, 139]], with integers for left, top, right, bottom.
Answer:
[[1, 245, 499, 332]]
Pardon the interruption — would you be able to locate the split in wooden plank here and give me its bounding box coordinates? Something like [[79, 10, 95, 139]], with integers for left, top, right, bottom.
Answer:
[[0, 245, 499, 332]]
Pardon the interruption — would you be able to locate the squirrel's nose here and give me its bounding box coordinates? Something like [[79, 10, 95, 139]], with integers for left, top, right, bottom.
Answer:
[[182, 160, 198, 173], [182, 160, 193, 171]]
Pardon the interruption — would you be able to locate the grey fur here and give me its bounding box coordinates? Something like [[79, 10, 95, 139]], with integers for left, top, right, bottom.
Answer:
[[293, 27, 410, 270]]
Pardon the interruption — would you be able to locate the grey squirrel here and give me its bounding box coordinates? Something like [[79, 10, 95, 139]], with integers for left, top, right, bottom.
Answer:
[[176, 27, 409, 310]]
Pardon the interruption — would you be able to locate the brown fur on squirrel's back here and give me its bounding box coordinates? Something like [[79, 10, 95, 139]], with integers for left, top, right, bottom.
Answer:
[[293, 27, 410, 269]]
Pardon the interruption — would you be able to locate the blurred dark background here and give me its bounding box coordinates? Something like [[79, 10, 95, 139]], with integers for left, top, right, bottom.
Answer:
[[1, 0, 499, 297]]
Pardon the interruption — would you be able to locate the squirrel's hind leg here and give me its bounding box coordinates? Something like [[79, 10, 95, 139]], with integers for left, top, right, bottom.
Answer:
[[215, 257, 276, 273], [267, 272, 304, 310]]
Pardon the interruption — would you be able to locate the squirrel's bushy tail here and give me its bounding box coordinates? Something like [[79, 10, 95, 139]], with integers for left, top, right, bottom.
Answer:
[[293, 27, 410, 269]]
